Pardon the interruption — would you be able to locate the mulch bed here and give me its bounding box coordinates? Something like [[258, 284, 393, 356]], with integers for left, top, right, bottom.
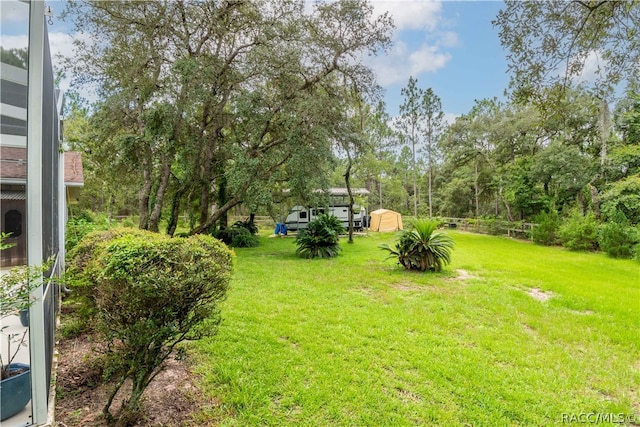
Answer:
[[54, 332, 219, 426]]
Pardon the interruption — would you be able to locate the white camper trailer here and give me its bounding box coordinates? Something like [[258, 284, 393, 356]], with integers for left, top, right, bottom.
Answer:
[[285, 205, 367, 231]]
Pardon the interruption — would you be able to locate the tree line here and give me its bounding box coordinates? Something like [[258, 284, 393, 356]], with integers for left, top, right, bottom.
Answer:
[[63, 0, 639, 256]]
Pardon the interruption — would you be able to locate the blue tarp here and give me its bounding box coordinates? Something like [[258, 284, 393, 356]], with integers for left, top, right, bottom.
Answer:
[[274, 223, 288, 235]]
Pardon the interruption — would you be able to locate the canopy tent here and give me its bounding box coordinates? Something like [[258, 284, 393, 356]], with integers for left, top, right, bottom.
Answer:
[[369, 209, 403, 232]]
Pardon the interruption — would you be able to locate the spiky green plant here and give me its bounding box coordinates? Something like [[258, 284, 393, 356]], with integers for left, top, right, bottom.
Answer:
[[380, 219, 454, 272], [295, 214, 345, 259]]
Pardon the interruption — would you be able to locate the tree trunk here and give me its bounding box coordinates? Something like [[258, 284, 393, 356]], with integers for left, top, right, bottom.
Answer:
[[499, 186, 514, 222], [427, 133, 433, 218], [148, 156, 172, 232], [589, 183, 601, 219], [344, 153, 354, 243], [428, 165, 433, 217], [474, 159, 480, 219], [217, 175, 228, 230], [412, 134, 417, 218], [166, 186, 186, 237], [191, 197, 243, 235], [138, 168, 152, 230], [599, 99, 610, 181], [198, 137, 216, 228]]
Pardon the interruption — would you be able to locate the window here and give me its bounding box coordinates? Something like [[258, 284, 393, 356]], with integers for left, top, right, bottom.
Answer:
[[299, 211, 307, 219], [4, 209, 23, 237]]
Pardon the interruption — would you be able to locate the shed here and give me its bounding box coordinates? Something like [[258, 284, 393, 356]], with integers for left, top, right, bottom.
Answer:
[[369, 209, 403, 232]]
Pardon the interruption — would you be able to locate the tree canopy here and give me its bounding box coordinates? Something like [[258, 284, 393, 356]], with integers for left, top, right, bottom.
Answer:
[[65, 0, 392, 233], [494, 0, 640, 104]]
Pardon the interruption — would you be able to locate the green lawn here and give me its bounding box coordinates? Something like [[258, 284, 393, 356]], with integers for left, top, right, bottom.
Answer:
[[191, 231, 640, 426]]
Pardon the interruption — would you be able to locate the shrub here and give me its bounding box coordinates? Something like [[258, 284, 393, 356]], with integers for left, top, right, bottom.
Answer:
[[532, 210, 561, 246], [598, 211, 639, 258], [295, 213, 345, 259], [66, 211, 118, 251], [65, 228, 151, 329], [214, 226, 259, 248], [558, 210, 599, 251], [85, 231, 233, 424], [233, 218, 259, 235], [66, 218, 100, 252], [484, 218, 505, 236], [380, 218, 454, 272], [120, 217, 136, 228], [230, 227, 260, 247]]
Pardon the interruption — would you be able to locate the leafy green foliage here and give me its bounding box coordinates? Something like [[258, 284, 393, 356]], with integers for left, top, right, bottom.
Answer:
[[532, 210, 561, 246], [494, 2, 639, 103], [233, 218, 259, 236], [601, 175, 640, 225], [531, 141, 595, 207], [0, 232, 15, 251], [74, 230, 233, 424], [65, 228, 152, 329], [558, 210, 599, 251], [0, 46, 28, 69], [484, 218, 506, 236], [295, 214, 345, 259], [215, 226, 260, 248], [214, 220, 260, 248], [65, 210, 117, 252], [68, 1, 393, 234], [0, 260, 53, 379], [598, 211, 639, 259], [380, 219, 454, 272]]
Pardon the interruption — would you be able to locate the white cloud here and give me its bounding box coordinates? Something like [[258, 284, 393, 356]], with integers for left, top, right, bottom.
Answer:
[[575, 50, 606, 84], [369, 40, 451, 87], [48, 31, 75, 93], [1, 34, 29, 50], [367, 1, 456, 88], [48, 31, 75, 64], [408, 44, 451, 74], [371, 0, 442, 32], [443, 112, 458, 126], [554, 50, 608, 85], [439, 31, 459, 48]]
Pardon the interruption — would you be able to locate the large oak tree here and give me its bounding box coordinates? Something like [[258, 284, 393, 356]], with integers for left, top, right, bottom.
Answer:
[[65, 0, 392, 233]]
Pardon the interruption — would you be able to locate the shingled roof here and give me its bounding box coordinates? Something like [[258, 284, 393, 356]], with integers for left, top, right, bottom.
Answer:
[[63, 151, 84, 185], [0, 146, 27, 181], [0, 147, 83, 184]]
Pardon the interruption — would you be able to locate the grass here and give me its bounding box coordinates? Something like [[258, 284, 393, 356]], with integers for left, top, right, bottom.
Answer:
[[190, 230, 640, 426]]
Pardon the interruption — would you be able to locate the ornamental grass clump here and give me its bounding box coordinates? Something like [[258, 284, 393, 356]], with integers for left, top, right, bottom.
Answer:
[[295, 213, 345, 259], [380, 218, 454, 272]]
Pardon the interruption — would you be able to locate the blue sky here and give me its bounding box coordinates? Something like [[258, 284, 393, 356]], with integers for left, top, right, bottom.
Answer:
[[2, 0, 511, 121], [369, 1, 510, 120]]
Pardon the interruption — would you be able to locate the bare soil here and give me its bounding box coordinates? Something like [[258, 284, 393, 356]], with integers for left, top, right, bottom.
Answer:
[[54, 333, 218, 426], [527, 288, 553, 302]]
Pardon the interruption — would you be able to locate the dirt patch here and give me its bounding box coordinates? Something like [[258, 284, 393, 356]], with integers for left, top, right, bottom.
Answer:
[[527, 288, 553, 302], [55, 333, 217, 426], [456, 269, 473, 280], [390, 281, 425, 291], [570, 309, 594, 316], [395, 387, 422, 404]]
